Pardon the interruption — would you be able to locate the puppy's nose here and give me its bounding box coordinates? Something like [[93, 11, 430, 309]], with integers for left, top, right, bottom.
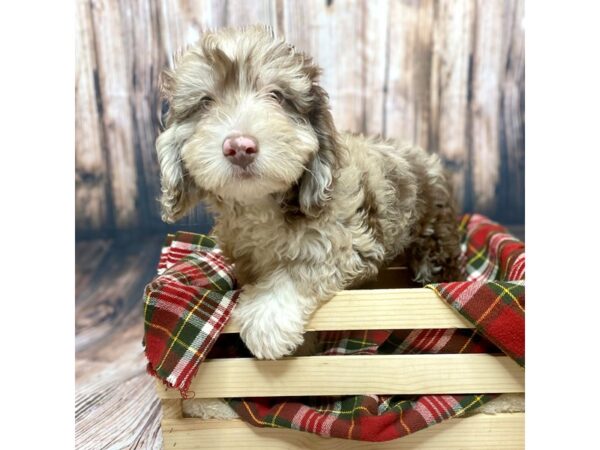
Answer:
[[222, 134, 259, 168]]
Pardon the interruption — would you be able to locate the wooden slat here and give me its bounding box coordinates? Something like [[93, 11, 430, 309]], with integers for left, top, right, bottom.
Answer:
[[75, 0, 110, 231], [362, 0, 390, 135], [160, 399, 183, 420], [499, 0, 525, 223], [160, 413, 524, 449], [156, 354, 523, 399], [222, 288, 472, 333], [429, 0, 474, 211], [127, 0, 164, 230], [384, 0, 434, 146], [469, 0, 505, 213], [287, 0, 367, 133], [225, 0, 278, 28], [157, 0, 227, 65], [280, 0, 388, 135], [89, 0, 140, 228]]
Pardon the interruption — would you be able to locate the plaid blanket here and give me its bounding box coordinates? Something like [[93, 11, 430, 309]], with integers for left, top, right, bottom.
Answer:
[[430, 214, 525, 366], [143, 214, 524, 441], [143, 233, 239, 393]]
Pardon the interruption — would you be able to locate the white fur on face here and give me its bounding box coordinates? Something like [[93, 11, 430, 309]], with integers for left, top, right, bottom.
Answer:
[[180, 93, 318, 204]]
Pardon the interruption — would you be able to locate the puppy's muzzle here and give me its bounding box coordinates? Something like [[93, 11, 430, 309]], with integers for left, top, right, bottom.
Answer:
[[223, 134, 259, 169]]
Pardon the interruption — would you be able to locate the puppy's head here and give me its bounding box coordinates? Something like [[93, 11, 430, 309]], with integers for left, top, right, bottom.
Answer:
[[156, 25, 341, 223]]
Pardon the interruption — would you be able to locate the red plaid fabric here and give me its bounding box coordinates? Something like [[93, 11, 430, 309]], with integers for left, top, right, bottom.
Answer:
[[429, 214, 525, 366], [143, 215, 525, 441], [143, 232, 239, 396], [457, 214, 525, 282], [429, 281, 524, 366], [231, 393, 491, 441]]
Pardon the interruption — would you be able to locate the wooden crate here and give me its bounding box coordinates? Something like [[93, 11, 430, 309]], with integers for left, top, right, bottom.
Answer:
[[155, 264, 525, 449]]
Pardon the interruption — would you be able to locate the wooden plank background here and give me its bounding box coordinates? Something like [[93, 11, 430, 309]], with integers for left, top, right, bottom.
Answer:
[[76, 0, 524, 236]]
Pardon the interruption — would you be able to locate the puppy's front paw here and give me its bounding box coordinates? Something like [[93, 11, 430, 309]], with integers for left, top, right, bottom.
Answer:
[[240, 313, 304, 359], [233, 284, 307, 359]]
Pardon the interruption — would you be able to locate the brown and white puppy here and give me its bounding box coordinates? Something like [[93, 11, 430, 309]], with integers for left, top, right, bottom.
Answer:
[[156, 25, 461, 360]]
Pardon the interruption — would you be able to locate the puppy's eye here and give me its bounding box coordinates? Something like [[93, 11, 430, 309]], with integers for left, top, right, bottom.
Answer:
[[200, 96, 214, 106], [268, 90, 286, 105]]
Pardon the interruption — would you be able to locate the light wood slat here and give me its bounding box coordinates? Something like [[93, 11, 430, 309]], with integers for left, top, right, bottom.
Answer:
[[222, 288, 472, 333], [160, 399, 183, 420], [156, 354, 523, 399], [160, 412, 524, 449]]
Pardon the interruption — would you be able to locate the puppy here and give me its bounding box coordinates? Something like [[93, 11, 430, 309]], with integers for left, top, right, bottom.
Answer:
[[156, 25, 461, 360]]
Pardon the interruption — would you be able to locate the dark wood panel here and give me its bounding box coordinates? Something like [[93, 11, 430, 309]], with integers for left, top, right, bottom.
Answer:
[[498, 0, 525, 224], [75, 0, 112, 231]]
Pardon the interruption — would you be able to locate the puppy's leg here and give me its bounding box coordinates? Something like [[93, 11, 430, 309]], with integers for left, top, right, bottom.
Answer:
[[233, 269, 318, 359]]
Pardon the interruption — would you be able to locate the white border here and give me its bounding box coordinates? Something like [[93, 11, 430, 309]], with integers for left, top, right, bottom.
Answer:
[[527, 1, 600, 448], [0, 1, 74, 448]]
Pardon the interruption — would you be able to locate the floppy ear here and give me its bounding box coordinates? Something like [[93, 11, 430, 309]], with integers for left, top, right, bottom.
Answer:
[[155, 66, 203, 223], [298, 85, 343, 217], [156, 123, 200, 223]]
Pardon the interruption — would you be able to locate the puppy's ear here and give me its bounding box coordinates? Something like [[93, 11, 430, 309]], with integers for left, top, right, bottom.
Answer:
[[298, 85, 343, 217], [156, 123, 200, 223], [156, 69, 201, 223]]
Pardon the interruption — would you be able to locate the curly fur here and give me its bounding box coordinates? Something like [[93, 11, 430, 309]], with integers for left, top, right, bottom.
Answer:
[[156, 25, 461, 361]]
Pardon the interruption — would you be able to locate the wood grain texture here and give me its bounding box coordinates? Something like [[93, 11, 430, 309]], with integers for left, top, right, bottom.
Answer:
[[469, 0, 505, 214], [89, 0, 140, 228], [75, 0, 525, 239], [430, 0, 474, 207], [75, 0, 110, 230], [160, 412, 525, 449], [498, 0, 525, 224], [156, 354, 524, 399], [362, 0, 390, 135], [222, 287, 472, 333], [75, 234, 161, 352], [76, 235, 165, 449]]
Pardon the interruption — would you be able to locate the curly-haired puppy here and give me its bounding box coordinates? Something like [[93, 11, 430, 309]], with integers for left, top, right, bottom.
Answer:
[[156, 25, 461, 360]]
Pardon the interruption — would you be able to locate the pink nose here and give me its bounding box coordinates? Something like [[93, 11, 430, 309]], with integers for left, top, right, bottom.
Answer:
[[222, 134, 259, 168]]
